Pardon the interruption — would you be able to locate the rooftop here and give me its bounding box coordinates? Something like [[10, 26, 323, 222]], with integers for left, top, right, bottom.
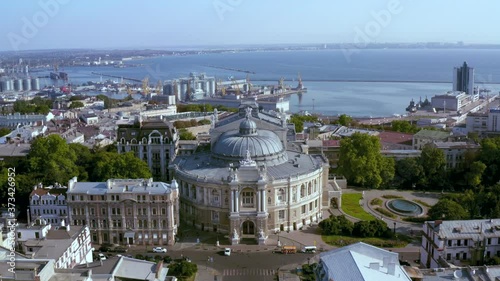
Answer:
[[378, 131, 414, 144], [0, 143, 30, 157], [318, 242, 411, 281], [426, 219, 500, 240], [413, 129, 450, 139], [68, 178, 175, 195], [432, 141, 480, 149]]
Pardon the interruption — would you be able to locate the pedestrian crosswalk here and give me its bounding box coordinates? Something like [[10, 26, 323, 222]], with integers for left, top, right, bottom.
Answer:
[[223, 268, 276, 276]]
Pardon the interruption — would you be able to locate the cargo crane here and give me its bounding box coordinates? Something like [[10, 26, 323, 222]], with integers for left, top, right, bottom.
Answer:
[[217, 79, 226, 96], [142, 77, 149, 96], [156, 80, 163, 95], [231, 78, 240, 95], [246, 74, 252, 94], [279, 77, 285, 90]]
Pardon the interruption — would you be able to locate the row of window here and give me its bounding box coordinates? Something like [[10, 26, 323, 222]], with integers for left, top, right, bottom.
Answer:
[[33, 209, 66, 215], [447, 237, 500, 247], [68, 194, 171, 202], [89, 219, 169, 229], [31, 199, 66, 205]]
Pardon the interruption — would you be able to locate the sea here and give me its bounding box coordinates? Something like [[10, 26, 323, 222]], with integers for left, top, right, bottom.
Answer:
[[38, 49, 500, 117]]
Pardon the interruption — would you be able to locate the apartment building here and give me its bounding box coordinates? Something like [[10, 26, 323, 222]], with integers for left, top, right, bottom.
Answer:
[[29, 182, 69, 225], [66, 177, 179, 246], [421, 219, 500, 269]]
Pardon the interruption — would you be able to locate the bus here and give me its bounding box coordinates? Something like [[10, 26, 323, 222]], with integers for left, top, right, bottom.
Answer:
[[281, 246, 297, 254], [301, 246, 317, 253]]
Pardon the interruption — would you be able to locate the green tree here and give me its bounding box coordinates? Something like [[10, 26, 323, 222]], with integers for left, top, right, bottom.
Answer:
[[28, 135, 79, 185], [391, 120, 419, 134], [337, 114, 353, 126], [92, 152, 152, 181], [178, 129, 196, 140], [395, 157, 425, 189], [338, 132, 394, 188], [420, 145, 446, 189], [168, 260, 198, 281], [69, 143, 94, 181], [428, 199, 468, 220], [0, 127, 11, 137], [69, 101, 85, 109], [464, 161, 487, 188], [479, 137, 500, 185]]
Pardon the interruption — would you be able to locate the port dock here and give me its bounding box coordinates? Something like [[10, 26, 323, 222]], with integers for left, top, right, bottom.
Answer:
[[91, 72, 142, 83]]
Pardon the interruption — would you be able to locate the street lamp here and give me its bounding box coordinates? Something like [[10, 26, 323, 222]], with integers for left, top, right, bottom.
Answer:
[[277, 231, 281, 247], [393, 222, 396, 234], [216, 225, 219, 247]]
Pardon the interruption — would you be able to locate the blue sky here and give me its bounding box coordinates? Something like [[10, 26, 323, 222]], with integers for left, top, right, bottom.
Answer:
[[1, 0, 499, 51]]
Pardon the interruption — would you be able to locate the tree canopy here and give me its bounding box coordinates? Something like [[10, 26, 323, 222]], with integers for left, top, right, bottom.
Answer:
[[92, 152, 152, 181], [338, 132, 394, 188], [428, 199, 469, 220], [69, 101, 85, 109]]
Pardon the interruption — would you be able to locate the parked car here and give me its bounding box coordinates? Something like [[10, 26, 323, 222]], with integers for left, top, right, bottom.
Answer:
[[153, 247, 167, 253], [224, 248, 231, 256], [98, 253, 107, 261]]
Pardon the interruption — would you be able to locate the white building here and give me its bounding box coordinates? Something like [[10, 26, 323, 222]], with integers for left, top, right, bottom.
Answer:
[[0, 124, 47, 144], [412, 129, 451, 150], [22, 223, 93, 269], [315, 242, 412, 281], [30, 182, 69, 225], [140, 107, 178, 119], [0, 112, 54, 128], [80, 112, 99, 124], [431, 91, 469, 111], [488, 108, 500, 133], [421, 219, 500, 269], [430, 141, 481, 169], [66, 177, 180, 246], [171, 103, 328, 245]]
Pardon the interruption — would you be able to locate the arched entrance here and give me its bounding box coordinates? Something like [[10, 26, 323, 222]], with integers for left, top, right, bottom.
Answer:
[[242, 221, 255, 235]]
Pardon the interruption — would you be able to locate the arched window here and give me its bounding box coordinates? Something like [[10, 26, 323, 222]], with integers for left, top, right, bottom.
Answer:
[[277, 188, 285, 202], [308, 182, 312, 195], [300, 184, 306, 198], [212, 189, 219, 204]]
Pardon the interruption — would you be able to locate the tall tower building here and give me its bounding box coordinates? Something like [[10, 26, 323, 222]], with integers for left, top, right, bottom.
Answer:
[[453, 61, 474, 95]]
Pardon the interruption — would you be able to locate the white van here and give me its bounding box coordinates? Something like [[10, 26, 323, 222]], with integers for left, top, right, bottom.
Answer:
[[301, 246, 317, 253], [224, 248, 231, 256]]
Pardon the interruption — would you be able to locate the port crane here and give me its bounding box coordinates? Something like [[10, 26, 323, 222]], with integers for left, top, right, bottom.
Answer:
[[279, 77, 285, 90], [156, 80, 163, 95], [231, 78, 240, 95], [142, 77, 150, 96], [217, 79, 226, 96]]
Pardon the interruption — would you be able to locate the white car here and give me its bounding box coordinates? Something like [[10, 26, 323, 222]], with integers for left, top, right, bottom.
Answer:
[[153, 247, 167, 253], [224, 248, 231, 256], [98, 253, 107, 260]]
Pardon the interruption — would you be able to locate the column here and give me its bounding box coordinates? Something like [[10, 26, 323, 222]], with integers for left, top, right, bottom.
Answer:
[[235, 190, 239, 212], [257, 189, 261, 212], [262, 190, 266, 212], [230, 190, 234, 212]]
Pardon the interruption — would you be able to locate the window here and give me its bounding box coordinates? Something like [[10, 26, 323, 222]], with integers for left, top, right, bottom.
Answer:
[[488, 238, 492, 245], [277, 188, 285, 202], [242, 191, 254, 207], [161, 208, 166, 215], [101, 208, 106, 215], [300, 185, 305, 198], [212, 189, 219, 204], [455, 253, 460, 260], [464, 239, 468, 246], [90, 208, 95, 215], [448, 240, 452, 247], [446, 253, 451, 260], [152, 208, 157, 215], [301, 205, 306, 214], [309, 202, 313, 211], [127, 208, 132, 215], [212, 211, 219, 222], [457, 240, 461, 246], [35, 232, 39, 239], [279, 210, 285, 220]]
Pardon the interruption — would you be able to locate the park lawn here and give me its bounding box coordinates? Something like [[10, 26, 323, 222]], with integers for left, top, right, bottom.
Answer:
[[322, 234, 411, 248], [341, 193, 376, 221]]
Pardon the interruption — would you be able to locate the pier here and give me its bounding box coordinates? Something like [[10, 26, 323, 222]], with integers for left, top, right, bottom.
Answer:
[[255, 89, 306, 101], [91, 72, 142, 82], [204, 65, 256, 74]]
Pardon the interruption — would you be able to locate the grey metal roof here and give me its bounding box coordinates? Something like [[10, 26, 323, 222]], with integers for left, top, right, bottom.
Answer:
[[212, 129, 286, 164], [173, 150, 322, 182], [67, 179, 174, 195], [427, 219, 500, 240]]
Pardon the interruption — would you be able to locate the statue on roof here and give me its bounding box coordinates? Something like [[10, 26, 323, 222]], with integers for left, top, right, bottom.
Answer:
[[245, 106, 252, 118]]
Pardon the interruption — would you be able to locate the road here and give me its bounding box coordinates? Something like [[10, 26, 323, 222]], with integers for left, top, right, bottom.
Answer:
[[127, 247, 311, 281]]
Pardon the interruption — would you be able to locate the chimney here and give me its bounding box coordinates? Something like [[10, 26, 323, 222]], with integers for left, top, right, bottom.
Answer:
[[387, 263, 396, 275], [383, 257, 390, 268], [369, 262, 380, 270]]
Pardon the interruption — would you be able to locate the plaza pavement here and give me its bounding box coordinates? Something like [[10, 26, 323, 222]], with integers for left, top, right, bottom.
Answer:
[[187, 189, 441, 280]]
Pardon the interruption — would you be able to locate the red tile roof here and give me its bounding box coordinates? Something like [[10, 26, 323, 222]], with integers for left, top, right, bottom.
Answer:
[[322, 140, 341, 147], [378, 131, 414, 144]]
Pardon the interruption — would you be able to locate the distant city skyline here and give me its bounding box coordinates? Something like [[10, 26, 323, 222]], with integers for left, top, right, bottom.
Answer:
[[1, 0, 500, 51]]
